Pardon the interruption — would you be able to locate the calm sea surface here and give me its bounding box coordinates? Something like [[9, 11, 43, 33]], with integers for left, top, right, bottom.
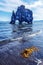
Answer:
[[0, 21, 43, 47], [0, 21, 43, 65]]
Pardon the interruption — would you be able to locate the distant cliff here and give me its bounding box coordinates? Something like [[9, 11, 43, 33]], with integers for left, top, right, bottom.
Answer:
[[10, 5, 33, 24]]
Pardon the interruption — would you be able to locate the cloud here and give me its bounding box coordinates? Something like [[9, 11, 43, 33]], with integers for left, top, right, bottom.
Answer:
[[0, 0, 42, 12], [33, 7, 43, 20], [0, 0, 26, 12], [0, 0, 43, 20]]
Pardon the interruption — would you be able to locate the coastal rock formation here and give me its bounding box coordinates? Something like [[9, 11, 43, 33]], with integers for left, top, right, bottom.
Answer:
[[10, 11, 16, 24], [10, 5, 33, 24]]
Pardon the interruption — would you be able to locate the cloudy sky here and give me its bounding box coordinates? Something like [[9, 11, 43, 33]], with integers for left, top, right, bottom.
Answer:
[[0, 0, 43, 21]]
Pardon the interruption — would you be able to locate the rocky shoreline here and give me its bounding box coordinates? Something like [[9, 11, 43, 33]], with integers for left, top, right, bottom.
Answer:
[[0, 39, 43, 65]]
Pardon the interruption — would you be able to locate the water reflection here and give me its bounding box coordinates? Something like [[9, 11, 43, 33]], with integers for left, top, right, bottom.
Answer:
[[11, 23, 33, 39]]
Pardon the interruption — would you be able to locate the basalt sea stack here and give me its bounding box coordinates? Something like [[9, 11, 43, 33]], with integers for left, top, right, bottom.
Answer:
[[10, 5, 33, 24]]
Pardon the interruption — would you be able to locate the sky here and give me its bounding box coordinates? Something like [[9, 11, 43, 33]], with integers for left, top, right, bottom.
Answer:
[[0, 0, 43, 21]]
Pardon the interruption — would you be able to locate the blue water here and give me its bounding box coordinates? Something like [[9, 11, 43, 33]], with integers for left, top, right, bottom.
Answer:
[[0, 21, 43, 64], [0, 21, 43, 47], [0, 22, 13, 40]]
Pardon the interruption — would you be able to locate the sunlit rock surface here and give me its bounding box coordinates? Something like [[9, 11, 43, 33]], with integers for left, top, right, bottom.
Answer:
[[21, 46, 39, 58], [10, 5, 33, 24]]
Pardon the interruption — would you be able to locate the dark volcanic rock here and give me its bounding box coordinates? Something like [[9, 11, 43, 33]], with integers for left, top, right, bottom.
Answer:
[[10, 11, 16, 24], [10, 5, 33, 24]]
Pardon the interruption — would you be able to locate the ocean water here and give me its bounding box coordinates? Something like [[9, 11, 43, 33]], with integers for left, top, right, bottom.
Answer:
[[0, 22, 12, 40], [0, 21, 43, 65], [0, 21, 43, 47]]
